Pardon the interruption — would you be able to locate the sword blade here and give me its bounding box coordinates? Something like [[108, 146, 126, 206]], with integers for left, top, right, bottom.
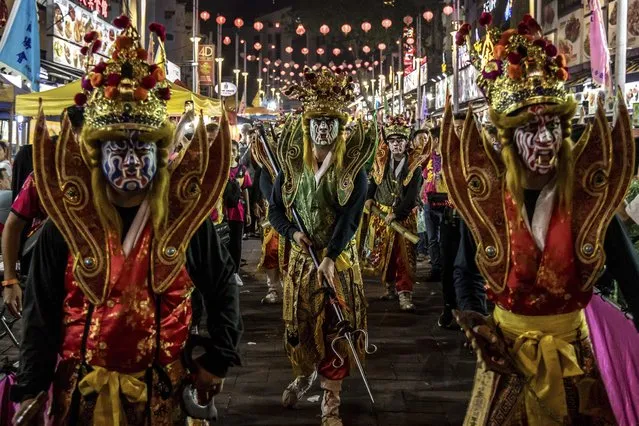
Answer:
[[344, 331, 375, 404]]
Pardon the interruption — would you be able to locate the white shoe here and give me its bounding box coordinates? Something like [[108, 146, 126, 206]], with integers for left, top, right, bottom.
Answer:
[[232, 273, 244, 286], [320, 377, 343, 426], [399, 291, 416, 311], [261, 289, 280, 304], [282, 371, 317, 408]]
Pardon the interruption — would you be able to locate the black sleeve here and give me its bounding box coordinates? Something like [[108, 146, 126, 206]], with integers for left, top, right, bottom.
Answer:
[[186, 218, 243, 377], [326, 169, 368, 260], [366, 176, 377, 201], [268, 172, 299, 242], [259, 169, 274, 202], [601, 215, 639, 330], [394, 167, 422, 221], [12, 221, 68, 402], [453, 220, 488, 315]]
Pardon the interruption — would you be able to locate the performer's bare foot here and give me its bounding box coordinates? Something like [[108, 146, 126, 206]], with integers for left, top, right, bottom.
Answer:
[[282, 371, 317, 408]]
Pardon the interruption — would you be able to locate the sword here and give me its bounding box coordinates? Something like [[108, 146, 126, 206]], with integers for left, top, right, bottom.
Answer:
[[256, 123, 377, 404], [366, 205, 420, 245]]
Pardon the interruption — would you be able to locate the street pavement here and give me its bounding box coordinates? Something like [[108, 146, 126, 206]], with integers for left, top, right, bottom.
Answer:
[[0, 237, 476, 425], [216, 238, 475, 425]]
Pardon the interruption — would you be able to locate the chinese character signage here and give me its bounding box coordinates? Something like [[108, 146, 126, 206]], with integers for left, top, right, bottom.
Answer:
[[198, 45, 215, 85], [51, 0, 118, 70], [77, 0, 108, 19], [403, 57, 427, 94], [402, 26, 415, 75]]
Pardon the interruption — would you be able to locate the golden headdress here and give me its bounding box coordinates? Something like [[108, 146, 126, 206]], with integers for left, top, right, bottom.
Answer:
[[457, 13, 570, 115], [384, 115, 412, 140], [75, 15, 170, 133], [283, 67, 355, 121]]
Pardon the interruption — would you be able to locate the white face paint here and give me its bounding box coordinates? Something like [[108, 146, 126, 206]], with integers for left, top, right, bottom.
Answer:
[[310, 117, 339, 146], [387, 135, 408, 156], [513, 105, 563, 175]]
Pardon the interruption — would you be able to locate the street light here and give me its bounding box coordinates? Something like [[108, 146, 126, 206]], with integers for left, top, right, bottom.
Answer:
[[215, 57, 224, 100], [233, 68, 241, 107]]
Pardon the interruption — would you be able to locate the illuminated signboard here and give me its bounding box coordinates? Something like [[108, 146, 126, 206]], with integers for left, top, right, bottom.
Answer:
[[51, 0, 118, 71], [77, 0, 109, 19]]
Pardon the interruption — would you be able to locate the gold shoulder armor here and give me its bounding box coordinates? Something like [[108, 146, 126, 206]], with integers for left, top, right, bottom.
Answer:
[[337, 120, 376, 205], [151, 112, 231, 293], [278, 115, 304, 208], [572, 92, 635, 291], [440, 98, 509, 294], [33, 109, 111, 305]]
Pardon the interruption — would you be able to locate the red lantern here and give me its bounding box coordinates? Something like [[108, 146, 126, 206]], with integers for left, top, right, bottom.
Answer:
[[301, 47, 309, 55], [364, 61, 370, 66], [351, 70, 357, 75], [280, 70, 286, 76], [223, 36, 231, 45], [403, 16, 413, 25], [234, 18, 244, 28], [332, 48, 341, 56], [264, 58, 271, 65], [317, 47, 325, 55], [381, 19, 392, 29], [361, 21, 372, 33], [290, 71, 295, 76], [368, 66, 373, 71], [253, 21, 264, 31], [262, 67, 267, 73], [284, 62, 291, 68], [362, 45, 371, 53], [443, 5, 454, 16], [423, 10, 434, 22], [378, 43, 386, 51], [215, 15, 226, 25], [285, 46, 293, 54], [406, 37, 415, 45], [254, 42, 262, 50], [341, 24, 352, 35], [320, 24, 330, 35], [200, 11, 211, 21], [293, 63, 300, 69], [347, 64, 353, 69], [275, 22, 281, 28], [275, 59, 282, 66], [296, 24, 306, 36], [299, 72, 304, 77]]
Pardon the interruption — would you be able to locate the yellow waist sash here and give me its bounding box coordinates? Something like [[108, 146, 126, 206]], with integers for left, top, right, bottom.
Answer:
[[494, 306, 588, 425], [78, 365, 147, 426], [290, 243, 353, 272]]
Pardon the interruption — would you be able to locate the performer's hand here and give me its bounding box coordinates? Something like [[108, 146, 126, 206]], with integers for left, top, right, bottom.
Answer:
[[454, 310, 515, 375], [385, 212, 396, 224], [246, 214, 252, 227], [293, 231, 312, 253], [3, 284, 23, 318], [253, 204, 263, 218], [317, 257, 336, 286], [364, 199, 373, 212]]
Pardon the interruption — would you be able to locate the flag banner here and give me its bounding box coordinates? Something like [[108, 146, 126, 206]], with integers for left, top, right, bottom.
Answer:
[[589, 0, 611, 89], [0, 0, 40, 91]]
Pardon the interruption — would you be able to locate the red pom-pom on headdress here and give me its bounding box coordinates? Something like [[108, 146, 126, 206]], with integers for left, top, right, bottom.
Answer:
[[113, 15, 131, 29], [74, 93, 88, 106], [149, 22, 167, 42]]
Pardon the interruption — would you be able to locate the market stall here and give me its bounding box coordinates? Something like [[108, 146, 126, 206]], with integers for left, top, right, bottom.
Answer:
[[15, 80, 222, 117]]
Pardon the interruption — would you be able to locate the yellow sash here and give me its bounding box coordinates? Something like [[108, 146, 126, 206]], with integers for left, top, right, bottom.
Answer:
[[494, 307, 588, 425], [78, 366, 147, 426]]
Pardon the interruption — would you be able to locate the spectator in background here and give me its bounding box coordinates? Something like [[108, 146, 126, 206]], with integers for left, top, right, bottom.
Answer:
[[223, 140, 252, 286], [11, 144, 33, 201], [0, 141, 11, 190]]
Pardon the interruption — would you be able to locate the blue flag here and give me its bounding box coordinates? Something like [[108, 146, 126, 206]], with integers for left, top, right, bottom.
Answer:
[[0, 0, 40, 91]]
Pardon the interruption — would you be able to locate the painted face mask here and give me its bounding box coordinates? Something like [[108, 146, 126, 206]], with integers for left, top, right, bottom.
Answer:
[[387, 135, 408, 156], [101, 132, 158, 193], [310, 117, 339, 146], [513, 106, 563, 175]]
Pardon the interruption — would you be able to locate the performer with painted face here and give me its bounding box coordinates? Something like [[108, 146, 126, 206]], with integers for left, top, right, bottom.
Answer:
[[362, 116, 426, 311], [269, 69, 375, 426], [443, 14, 637, 425], [11, 19, 242, 425]]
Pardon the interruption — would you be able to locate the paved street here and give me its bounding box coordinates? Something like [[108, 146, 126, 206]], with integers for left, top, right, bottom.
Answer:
[[216, 238, 474, 425], [0, 238, 476, 425]]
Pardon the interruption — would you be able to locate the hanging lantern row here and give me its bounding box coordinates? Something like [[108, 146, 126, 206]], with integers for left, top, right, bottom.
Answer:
[[423, 10, 434, 22], [361, 21, 371, 33], [341, 24, 352, 35], [200, 11, 211, 21], [296, 24, 306, 36], [254, 21, 264, 31], [215, 15, 226, 25], [320, 24, 330, 36], [234, 18, 244, 28], [223, 36, 231, 45]]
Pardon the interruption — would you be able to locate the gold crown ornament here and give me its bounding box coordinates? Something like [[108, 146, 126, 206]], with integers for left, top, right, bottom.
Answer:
[[75, 15, 171, 132], [384, 115, 412, 139], [456, 13, 570, 115], [283, 67, 356, 121]]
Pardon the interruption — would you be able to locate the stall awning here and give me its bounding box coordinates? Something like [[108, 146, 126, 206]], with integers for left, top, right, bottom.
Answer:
[[41, 59, 84, 83], [15, 80, 223, 117]]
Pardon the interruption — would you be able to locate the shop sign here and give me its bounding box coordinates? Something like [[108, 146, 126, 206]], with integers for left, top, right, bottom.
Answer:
[[51, 0, 118, 71], [402, 26, 415, 75], [403, 58, 427, 94], [198, 44, 215, 85], [216, 82, 237, 97]]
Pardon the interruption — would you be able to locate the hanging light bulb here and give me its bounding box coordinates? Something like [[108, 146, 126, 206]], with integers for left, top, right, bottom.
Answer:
[[423, 10, 434, 22]]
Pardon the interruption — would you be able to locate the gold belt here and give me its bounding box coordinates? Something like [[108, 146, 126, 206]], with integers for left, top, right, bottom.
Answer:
[[494, 307, 588, 425]]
